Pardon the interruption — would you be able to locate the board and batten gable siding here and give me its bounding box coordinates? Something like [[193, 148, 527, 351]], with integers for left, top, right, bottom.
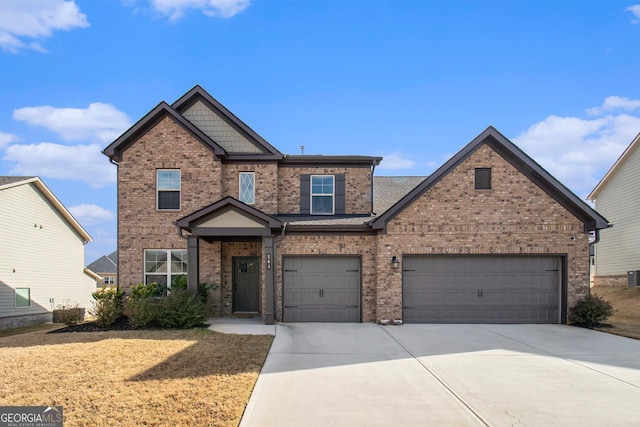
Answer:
[[593, 141, 640, 276], [0, 182, 94, 319]]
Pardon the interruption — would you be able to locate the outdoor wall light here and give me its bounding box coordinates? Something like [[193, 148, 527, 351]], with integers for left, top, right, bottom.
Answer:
[[392, 256, 400, 269]]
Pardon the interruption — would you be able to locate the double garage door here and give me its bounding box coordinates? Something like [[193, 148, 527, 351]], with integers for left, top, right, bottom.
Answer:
[[283, 257, 360, 322], [403, 255, 562, 323], [282, 255, 561, 323]]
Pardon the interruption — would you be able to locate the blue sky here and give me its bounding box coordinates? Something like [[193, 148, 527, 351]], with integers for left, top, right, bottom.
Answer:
[[1, 0, 640, 263]]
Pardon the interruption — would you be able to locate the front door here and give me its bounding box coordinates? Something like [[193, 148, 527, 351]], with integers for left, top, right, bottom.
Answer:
[[233, 257, 260, 312]]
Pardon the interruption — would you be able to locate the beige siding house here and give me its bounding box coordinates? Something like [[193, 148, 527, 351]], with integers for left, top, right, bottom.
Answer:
[[103, 86, 609, 325], [0, 177, 94, 329], [588, 132, 640, 286]]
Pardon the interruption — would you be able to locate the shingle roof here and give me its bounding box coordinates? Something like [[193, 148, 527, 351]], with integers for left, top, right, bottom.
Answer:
[[373, 176, 427, 215], [274, 176, 425, 227], [0, 176, 35, 186], [87, 251, 117, 274]]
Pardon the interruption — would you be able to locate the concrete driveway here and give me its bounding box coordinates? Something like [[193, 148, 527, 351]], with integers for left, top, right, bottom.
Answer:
[[240, 323, 640, 426]]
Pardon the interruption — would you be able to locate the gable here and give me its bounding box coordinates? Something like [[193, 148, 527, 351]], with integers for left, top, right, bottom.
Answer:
[[386, 144, 585, 233], [194, 208, 267, 228], [371, 127, 609, 232], [182, 100, 265, 154], [588, 132, 640, 202], [172, 85, 283, 159]]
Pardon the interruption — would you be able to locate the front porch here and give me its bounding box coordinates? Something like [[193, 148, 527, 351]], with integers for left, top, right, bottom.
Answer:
[[176, 197, 282, 325]]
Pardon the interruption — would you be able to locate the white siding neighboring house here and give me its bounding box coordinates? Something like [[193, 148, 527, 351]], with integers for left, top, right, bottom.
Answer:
[[588, 132, 640, 287], [0, 176, 93, 329]]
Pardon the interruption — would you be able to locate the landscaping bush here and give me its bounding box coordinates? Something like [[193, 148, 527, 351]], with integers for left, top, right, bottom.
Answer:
[[53, 300, 84, 326], [91, 286, 124, 327], [569, 294, 614, 328], [127, 283, 163, 328], [126, 282, 206, 329], [159, 289, 206, 329], [169, 276, 213, 304]]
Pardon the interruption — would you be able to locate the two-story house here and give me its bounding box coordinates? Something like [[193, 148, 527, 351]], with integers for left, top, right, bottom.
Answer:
[[588, 132, 640, 287], [103, 86, 608, 325]]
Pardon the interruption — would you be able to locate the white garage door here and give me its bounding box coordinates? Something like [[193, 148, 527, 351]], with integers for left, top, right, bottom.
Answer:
[[403, 256, 561, 323]]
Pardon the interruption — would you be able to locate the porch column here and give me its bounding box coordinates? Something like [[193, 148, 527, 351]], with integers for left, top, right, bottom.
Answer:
[[264, 236, 275, 325], [187, 236, 199, 294]]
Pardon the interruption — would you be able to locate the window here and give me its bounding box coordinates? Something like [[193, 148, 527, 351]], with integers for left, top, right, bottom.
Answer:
[[157, 169, 181, 210], [15, 288, 30, 308], [103, 277, 114, 285], [239, 172, 255, 204], [144, 249, 187, 288], [311, 175, 334, 214], [475, 168, 491, 190]]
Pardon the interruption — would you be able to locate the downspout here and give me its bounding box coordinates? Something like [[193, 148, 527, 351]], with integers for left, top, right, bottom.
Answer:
[[370, 164, 376, 215], [272, 222, 287, 322]]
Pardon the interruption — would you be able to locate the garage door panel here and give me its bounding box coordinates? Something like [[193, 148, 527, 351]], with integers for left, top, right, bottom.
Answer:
[[403, 256, 561, 323], [284, 257, 360, 322]]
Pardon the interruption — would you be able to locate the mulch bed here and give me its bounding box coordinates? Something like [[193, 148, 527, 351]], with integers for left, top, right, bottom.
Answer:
[[49, 316, 210, 333]]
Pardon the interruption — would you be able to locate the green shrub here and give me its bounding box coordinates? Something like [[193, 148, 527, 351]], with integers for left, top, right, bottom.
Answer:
[[127, 283, 163, 328], [569, 294, 614, 328], [91, 286, 124, 327], [159, 289, 206, 329], [53, 300, 84, 326], [171, 274, 188, 291]]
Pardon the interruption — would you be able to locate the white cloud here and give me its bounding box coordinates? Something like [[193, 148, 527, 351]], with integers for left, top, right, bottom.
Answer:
[[3, 142, 115, 188], [513, 112, 640, 197], [13, 103, 131, 143], [586, 96, 640, 115], [626, 5, 640, 23], [0, 132, 20, 148], [68, 203, 115, 225], [0, 0, 89, 53], [149, 0, 250, 21], [378, 152, 417, 170]]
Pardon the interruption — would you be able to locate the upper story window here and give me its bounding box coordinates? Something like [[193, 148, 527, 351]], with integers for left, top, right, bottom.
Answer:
[[475, 168, 491, 190], [239, 172, 255, 204], [157, 169, 181, 210], [311, 175, 334, 214]]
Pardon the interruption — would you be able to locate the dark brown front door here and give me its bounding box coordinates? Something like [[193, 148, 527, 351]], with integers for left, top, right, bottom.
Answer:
[[233, 257, 260, 312]]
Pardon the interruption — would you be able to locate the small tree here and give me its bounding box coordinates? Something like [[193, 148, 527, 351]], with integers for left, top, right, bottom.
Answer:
[[91, 286, 124, 327], [569, 294, 614, 329]]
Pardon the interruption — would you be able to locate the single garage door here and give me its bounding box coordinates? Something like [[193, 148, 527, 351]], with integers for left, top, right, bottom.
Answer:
[[283, 257, 360, 322], [403, 256, 561, 323]]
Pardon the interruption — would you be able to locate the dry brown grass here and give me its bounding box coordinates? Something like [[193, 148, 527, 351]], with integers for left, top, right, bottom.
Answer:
[[0, 328, 273, 426], [592, 286, 640, 340]]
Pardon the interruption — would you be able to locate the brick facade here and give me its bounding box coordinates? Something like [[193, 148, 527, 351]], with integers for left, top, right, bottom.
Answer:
[[376, 145, 590, 322], [278, 165, 373, 214], [108, 87, 604, 325], [117, 116, 222, 288]]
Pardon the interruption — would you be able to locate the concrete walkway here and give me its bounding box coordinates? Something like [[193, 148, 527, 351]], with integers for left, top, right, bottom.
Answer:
[[240, 323, 640, 427]]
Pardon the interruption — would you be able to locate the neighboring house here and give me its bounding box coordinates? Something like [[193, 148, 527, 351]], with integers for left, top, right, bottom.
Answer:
[[0, 176, 94, 329], [87, 251, 118, 287], [588, 132, 640, 287], [103, 85, 608, 325]]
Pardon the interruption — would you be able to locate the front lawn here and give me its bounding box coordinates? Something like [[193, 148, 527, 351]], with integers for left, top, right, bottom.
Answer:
[[0, 328, 273, 426]]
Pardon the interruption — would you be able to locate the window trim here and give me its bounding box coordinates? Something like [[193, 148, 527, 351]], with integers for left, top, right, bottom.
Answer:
[[15, 287, 31, 308], [144, 249, 188, 289], [310, 174, 335, 215], [239, 172, 255, 205], [475, 168, 492, 190], [157, 169, 181, 210]]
